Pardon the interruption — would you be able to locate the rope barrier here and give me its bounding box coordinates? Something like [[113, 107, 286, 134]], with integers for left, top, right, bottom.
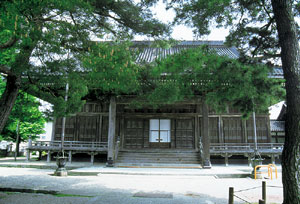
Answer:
[[233, 194, 252, 204], [234, 186, 261, 193], [268, 185, 283, 188], [229, 179, 283, 204], [232, 184, 282, 203]]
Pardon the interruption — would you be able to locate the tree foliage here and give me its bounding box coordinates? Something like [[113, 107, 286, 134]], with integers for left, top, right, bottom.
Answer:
[[82, 41, 141, 97], [141, 1, 299, 203], [0, 78, 45, 142], [137, 46, 284, 116], [0, 0, 169, 132]]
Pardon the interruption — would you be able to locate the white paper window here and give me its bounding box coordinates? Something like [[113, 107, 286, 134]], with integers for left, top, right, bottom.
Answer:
[[149, 119, 171, 142]]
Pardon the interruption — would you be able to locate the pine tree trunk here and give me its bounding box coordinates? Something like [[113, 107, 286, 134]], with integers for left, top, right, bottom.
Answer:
[[271, 0, 300, 203], [15, 120, 20, 161], [0, 75, 20, 134]]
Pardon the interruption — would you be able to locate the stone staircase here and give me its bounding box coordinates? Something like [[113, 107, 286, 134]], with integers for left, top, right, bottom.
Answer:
[[115, 149, 202, 168]]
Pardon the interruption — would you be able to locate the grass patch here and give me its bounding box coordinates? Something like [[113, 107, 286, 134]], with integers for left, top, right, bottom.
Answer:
[[4, 192, 19, 195], [53, 193, 94, 198]]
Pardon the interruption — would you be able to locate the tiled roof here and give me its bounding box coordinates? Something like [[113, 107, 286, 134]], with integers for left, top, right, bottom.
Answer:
[[269, 67, 284, 79], [270, 120, 285, 132], [132, 41, 239, 63], [132, 41, 283, 78]]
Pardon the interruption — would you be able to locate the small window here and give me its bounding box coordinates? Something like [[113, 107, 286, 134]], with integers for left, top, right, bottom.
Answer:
[[149, 119, 171, 142]]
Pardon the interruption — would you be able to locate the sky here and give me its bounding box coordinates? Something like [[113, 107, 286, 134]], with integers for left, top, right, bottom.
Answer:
[[134, 0, 229, 41]]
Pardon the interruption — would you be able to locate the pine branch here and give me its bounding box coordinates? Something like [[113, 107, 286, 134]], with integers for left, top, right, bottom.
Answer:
[[0, 36, 17, 49], [0, 65, 16, 77]]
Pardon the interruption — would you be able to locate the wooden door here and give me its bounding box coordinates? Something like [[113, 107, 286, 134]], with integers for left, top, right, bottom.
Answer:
[[175, 119, 194, 148], [124, 119, 144, 149]]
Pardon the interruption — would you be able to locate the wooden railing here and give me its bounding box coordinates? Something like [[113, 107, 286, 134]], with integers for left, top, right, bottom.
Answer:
[[29, 141, 108, 151], [210, 143, 284, 154]]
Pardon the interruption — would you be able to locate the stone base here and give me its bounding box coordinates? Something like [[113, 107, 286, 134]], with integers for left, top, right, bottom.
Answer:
[[54, 168, 68, 176], [203, 159, 212, 169], [106, 158, 114, 167], [251, 169, 263, 179]]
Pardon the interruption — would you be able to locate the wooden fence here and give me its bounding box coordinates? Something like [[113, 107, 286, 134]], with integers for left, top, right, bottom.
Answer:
[[210, 143, 283, 154], [28, 141, 108, 152]]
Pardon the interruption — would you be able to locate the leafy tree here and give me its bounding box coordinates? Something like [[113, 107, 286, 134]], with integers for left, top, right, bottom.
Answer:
[[138, 46, 284, 115], [0, 78, 46, 156], [142, 0, 299, 202], [82, 41, 141, 99], [0, 0, 168, 133]]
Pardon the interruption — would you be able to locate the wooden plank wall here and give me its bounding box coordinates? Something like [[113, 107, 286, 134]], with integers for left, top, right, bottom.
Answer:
[[205, 116, 270, 144], [53, 102, 271, 148], [223, 117, 243, 143], [209, 118, 219, 143], [54, 115, 109, 142], [54, 102, 110, 142]]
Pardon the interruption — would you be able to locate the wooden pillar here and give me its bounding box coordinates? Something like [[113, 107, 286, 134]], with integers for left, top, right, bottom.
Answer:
[[26, 136, 32, 161], [38, 151, 42, 160], [120, 117, 124, 149], [195, 103, 201, 151], [99, 115, 103, 142], [51, 118, 56, 141], [28, 136, 32, 148], [202, 101, 211, 168], [195, 116, 199, 151], [271, 154, 275, 164], [229, 187, 234, 204], [91, 153, 95, 164], [68, 151, 72, 163], [26, 150, 31, 161], [247, 154, 252, 167], [262, 181, 266, 203], [107, 96, 116, 167], [225, 153, 229, 167], [243, 120, 248, 143], [47, 151, 51, 163], [218, 116, 224, 143]]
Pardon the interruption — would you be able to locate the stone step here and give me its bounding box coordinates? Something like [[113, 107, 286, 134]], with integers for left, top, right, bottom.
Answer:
[[115, 163, 202, 168], [116, 160, 200, 164], [120, 149, 198, 153], [116, 151, 201, 165], [117, 154, 199, 158], [117, 155, 200, 160], [117, 157, 201, 161]]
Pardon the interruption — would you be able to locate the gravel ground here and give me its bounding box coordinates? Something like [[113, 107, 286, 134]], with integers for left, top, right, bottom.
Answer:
[[0, 166, 283, 204]]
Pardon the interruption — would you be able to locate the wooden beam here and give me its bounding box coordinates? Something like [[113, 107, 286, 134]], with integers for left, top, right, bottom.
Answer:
[[121, 113, 198, 118], [107, 96, 116, 167]]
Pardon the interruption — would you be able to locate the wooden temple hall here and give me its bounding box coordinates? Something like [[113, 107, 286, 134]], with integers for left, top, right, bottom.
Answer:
[[27, 41, 284, 168]]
